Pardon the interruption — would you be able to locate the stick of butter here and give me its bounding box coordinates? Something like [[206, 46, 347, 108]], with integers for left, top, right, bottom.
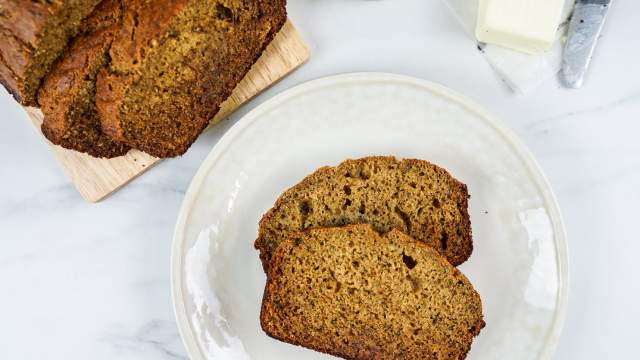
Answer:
[[476, 0, 566, 54]]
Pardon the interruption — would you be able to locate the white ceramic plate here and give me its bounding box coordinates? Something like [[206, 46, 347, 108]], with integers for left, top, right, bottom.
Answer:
[[171, 73, 568, 360]]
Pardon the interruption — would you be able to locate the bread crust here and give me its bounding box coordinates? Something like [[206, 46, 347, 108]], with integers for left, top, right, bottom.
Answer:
[[256, 156, 473, 270], [0, 56, 22, 102]]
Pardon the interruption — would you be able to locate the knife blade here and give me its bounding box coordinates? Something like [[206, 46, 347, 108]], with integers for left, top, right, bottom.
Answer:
[[560, 0, 611, 89]]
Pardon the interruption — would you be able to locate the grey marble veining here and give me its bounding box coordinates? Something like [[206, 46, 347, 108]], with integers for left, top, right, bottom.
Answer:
[[0, 0, 638, 359]]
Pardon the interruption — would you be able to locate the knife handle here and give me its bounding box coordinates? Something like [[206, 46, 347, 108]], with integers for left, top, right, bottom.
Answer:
[[561, 2, 610, 88]]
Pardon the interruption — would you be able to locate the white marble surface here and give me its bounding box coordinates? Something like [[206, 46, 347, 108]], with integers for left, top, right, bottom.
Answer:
[[0, 1, 637, 359]]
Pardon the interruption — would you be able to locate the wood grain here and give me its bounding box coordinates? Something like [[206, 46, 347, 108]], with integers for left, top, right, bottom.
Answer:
[[23, 20, 309, 202]]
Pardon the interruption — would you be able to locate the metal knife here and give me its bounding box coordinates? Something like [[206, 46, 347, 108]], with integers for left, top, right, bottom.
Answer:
[[560, 0, 612, 89]]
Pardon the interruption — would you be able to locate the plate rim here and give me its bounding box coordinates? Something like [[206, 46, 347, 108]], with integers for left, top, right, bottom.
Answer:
[[170, 72, 570, 360]]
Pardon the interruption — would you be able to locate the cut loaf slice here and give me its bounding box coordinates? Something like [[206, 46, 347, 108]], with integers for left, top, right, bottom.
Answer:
[[260, 224, 485, 360], [38, 0, 129, 158], [95, 0, 287, 157], [0, 0, 102, 105], [256, 156, 472, 269]]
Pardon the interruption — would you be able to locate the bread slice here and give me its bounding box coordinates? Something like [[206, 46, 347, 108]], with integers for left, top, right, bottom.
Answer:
[[260, 224, 485, 360], [95, 0, 287, 158], [37, 0, 130, 158], [0, 0, 103, 105], [256, 156, 472, 269]]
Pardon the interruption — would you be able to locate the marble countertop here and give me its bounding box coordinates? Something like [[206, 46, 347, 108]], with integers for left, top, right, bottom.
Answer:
[[1, 1, 637, 359]]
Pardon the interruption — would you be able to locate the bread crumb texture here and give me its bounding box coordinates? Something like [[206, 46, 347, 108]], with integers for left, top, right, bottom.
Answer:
[[0, 0, 102, 105], [38, 0, 130, 158], [256, 156, 473, 269], [95, 0, 287, 157], [261, 224, 485, 360]]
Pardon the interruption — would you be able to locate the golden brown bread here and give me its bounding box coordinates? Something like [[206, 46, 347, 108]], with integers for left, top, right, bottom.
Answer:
[[256, 156, 473, 269], [95, 0, 287, 158], [260, 224, 485, 360], [0, 0, 102, 105], [37, 0, 129, 158], [2, 0, 287, 159]]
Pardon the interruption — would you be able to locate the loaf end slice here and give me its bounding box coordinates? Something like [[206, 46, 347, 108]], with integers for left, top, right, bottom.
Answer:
[[256, 156, 472, 269], [260, 224, 485, 360], [95, 0, 287, 157], [37, 0, 130, 158]]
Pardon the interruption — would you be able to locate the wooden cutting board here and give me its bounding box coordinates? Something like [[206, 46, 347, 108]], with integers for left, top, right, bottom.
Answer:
[[23, 20, 309, 202]]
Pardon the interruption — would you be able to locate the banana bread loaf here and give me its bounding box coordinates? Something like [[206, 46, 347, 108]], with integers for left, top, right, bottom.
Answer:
[[0, 0, 103, 105], [95, 0, 287, 157], [37, 0, 129, 158], [261, 224, 485, 360], [256, 156, 473, 269]]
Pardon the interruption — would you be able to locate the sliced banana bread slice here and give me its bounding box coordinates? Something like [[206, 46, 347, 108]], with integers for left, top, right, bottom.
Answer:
[[95, 0, 287, 158], [37, 0, 129, 158], [261, 224, 485, 360], [256, 156, 472, 269], [0, 0, 103, 105]]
